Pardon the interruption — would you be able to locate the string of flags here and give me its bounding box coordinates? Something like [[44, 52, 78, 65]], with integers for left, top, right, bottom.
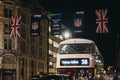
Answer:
[[50, 9, 109, 35], [9, 9, 109, 38]]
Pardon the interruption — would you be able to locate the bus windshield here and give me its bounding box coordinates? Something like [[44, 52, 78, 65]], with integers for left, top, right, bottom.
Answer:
[[60, 44, 94, 54]]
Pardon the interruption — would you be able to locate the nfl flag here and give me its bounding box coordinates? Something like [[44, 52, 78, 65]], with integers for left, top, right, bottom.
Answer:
[[51, 13, 62, 35], [10, 16, 21, 38], [30, 15, 41, 36], [72, 11, 84, 33], [95, 9, 109, 33]]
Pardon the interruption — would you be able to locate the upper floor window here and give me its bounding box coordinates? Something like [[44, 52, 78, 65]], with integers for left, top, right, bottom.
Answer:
[[4, 24, 11, 35], [21, 28, 26, 39], [20, 41, 26, 53], [4, 8, 12, 18], [20, 58, 24, 66], [4, 38, 12, 50], [53, 41, 59, 48], [38, 48, 42, 57], [21, 14, 27, 24]]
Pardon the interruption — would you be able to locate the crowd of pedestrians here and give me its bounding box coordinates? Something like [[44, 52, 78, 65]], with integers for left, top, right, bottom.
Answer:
[[76, 72, 120, 80]]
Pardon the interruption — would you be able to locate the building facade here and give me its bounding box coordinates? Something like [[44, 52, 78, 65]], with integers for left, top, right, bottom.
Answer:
[[0, 0, 49, 80], [48, 34, 63, 74]]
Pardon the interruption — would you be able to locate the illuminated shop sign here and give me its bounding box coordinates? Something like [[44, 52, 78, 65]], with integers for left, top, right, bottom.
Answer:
[[60, 58, 89, 66]]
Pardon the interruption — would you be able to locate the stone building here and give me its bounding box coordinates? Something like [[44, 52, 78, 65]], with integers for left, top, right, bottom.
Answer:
[[0, 0, 49, 80]]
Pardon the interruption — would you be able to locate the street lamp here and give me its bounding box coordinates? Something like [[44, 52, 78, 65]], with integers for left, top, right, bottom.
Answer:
[[62, 30, 72, 39]]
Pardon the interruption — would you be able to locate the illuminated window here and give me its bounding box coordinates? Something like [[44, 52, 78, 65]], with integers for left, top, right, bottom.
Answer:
[[53, 52, 57, 58], [49, 39, 53, 44], [49, 61, 53, 68], [53, 62, 56, 68], [49, 50, 53, 56], [55, 35, 64, 40], [53, 41, 59, 48]]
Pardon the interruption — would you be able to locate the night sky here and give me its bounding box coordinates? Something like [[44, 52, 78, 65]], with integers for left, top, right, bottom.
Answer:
[[38, 0, 120, 69]]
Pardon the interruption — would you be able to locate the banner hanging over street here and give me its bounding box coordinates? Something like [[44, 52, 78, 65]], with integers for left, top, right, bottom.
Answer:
[[30, 15, 41, 36], [72, 11, 84, 34], [51, 13, 62, 35]]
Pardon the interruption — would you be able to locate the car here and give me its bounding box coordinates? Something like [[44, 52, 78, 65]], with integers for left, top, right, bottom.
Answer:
[[31, 75, 45, 80], [44, 74, 73, 80]]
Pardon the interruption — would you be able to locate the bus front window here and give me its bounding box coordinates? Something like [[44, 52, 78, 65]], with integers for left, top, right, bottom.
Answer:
[[60, 44, 93, 54]]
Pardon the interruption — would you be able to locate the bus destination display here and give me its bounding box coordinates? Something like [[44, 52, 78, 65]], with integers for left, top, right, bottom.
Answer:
[[60, 58, 89, 66]]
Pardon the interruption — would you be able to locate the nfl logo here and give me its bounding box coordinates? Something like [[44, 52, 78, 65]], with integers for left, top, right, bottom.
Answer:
[[74, 18, 82, 27]]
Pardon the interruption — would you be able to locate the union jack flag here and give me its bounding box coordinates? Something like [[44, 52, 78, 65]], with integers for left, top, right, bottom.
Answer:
[[95, 9, 109, 33], [10, 16, 21, 38]]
